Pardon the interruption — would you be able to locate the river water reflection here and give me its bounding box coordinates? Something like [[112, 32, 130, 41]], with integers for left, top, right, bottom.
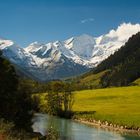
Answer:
[[32, 113, 140, 140]]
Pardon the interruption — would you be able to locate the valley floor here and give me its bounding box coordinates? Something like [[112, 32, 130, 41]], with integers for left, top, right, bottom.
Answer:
[[73, 86, 140, 133]]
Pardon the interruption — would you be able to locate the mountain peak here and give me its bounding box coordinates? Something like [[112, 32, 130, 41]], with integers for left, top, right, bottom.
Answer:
[[75, 34, 95, 42], [25, 41, 44, 52], [78, 33, 93, 38], [0, 39, 14, 49], [29, 41, 39, 46]]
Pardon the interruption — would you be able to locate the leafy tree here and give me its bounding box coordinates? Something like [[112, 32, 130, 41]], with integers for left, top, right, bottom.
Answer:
[[0, 51, 34, 130], [0, 52, 18, 120], [63, 83, 74, 117], [45, 81, 74, 118]]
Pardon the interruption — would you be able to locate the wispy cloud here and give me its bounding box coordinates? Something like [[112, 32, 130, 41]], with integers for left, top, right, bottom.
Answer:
[[81, 18, 94, 24]]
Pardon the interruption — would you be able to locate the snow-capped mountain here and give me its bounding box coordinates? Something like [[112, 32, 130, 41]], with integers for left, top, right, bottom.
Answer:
[[0, 39, 89, 81], [1, 23, 140, 81]]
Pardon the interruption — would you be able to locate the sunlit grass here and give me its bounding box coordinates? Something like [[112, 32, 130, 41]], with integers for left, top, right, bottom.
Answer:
[[73, 86, 140, 128]]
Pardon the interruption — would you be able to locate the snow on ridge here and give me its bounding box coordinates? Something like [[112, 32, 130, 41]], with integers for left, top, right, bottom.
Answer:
[[0, 39, 14, 49], [1, 22, 140, 70], [23, 23, 140, 68]]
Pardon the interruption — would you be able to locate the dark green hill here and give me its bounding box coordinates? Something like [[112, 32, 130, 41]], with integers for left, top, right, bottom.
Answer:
[[74, 32, 140, 89]]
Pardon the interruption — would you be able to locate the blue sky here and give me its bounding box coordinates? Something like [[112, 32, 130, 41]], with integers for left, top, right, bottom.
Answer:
[[0, 0, 140, 47]]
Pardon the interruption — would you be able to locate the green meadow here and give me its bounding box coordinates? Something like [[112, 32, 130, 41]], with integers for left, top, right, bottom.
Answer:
[[73, 86, 140, 128]]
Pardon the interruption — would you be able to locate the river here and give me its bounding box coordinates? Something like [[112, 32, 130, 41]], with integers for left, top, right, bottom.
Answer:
[[32, 113, 140, 140]]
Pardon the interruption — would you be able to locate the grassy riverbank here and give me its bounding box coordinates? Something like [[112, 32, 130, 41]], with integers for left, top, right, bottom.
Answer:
[[73, 86, 140, 129]]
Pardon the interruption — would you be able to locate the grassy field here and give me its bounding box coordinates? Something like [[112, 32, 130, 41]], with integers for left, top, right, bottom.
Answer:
[[73, 86, 140, 128]]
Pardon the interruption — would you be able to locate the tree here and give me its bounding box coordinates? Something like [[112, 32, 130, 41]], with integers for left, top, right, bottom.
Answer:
[[0, 52, 34, 130], [46, 82, 64, 115], [63, 83, 74, 117], [0, 52, 19, 120], [45, 81, 74, 118]]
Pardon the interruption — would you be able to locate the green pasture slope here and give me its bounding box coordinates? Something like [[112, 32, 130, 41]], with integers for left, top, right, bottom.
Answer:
[[73, 86, 140, 128]]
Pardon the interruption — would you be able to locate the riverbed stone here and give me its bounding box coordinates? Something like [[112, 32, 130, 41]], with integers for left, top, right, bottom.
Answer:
[[98, 120, 101, 125], [110, 123, 113, 127], [124, 126, 127, 129], [114, 124, 116, 127], [105, 121, 108, 126]]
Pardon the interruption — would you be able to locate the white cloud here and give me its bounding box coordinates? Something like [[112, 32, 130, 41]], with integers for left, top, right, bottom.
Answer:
[[107, 23, 140, 41], [81, 18, 94, 24]]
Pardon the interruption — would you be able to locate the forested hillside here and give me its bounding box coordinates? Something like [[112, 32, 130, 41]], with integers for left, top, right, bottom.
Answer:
[[74, 32, 140, 88]]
